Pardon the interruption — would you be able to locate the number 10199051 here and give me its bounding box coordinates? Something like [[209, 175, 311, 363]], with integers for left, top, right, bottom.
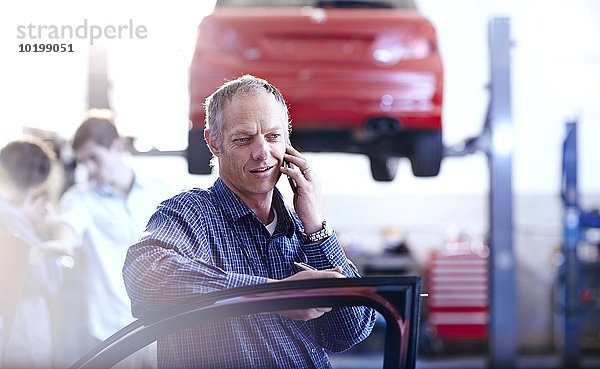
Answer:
[[19, 43, 74, 53]]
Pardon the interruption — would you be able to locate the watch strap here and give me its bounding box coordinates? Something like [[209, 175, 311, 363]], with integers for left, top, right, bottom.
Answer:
[[302, 220, 333, 243]]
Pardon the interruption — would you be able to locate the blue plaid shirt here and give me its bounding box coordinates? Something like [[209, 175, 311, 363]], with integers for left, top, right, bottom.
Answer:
[[123, 178, 376, 368]]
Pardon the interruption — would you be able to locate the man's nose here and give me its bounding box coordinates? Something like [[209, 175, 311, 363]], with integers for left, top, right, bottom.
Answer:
[[251, 137, 270, 161], [82, 161, 97, 176]]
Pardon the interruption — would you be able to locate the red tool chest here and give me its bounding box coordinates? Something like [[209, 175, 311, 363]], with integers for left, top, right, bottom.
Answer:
[[424, 250, 489, 342]]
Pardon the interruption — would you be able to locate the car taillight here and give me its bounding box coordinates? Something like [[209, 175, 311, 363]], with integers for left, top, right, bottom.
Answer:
[[372, 37, 432, 64], [404, 38, 433, 59]]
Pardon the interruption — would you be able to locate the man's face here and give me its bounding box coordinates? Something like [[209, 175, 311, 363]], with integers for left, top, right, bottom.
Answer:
[[211, 90, 288, 203], [75, 140, 120, 186]]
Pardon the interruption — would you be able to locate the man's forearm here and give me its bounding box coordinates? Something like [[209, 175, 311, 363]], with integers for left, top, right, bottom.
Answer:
[[49, 222, 81, 254], [302, 234, 356, 276], [123, 242, 269, 316], [314, 305, 377, 352]]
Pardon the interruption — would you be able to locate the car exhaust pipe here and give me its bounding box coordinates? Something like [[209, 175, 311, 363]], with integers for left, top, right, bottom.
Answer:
[[364, 117, 402, 134]]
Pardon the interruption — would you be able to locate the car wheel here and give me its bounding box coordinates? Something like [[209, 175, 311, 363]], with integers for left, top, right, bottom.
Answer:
[[369, 155, 399, 182], [410, 131, 443, 177], [187, 130, 213, 175]]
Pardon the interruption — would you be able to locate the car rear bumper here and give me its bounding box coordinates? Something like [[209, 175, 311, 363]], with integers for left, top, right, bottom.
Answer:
[[189, 55, 442, 132]]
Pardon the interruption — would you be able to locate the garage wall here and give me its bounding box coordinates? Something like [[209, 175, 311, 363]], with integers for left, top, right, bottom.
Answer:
[[417, 0, 600, 195]]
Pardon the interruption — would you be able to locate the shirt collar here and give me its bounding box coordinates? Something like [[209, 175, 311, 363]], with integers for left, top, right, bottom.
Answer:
[[271, 186, 296, 238], [95, 172, 143, 197], [211, 178, 254, 221], [212, 178, 296, 238]]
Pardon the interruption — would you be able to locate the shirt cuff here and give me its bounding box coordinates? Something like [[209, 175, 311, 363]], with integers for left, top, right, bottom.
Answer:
[[303, 232, 348, 270]]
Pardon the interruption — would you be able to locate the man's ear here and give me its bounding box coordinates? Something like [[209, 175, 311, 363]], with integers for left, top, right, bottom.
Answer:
[[204, 131, 219, 156]]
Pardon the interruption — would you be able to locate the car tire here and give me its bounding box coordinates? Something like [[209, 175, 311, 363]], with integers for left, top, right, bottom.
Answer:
[[369, 155, 399, 182], [410, 131, 443, 177], [187, 130, 213, 175]]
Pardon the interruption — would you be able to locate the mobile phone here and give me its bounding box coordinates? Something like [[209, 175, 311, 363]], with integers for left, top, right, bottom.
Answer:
[[284, 160, 297, 193]]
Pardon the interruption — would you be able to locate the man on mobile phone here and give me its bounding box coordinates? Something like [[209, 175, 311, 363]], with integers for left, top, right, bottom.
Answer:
[[123, 74, 375, 368]]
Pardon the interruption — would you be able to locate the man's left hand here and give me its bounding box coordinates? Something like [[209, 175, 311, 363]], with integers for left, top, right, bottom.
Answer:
[[267, 266, 346, 321], [280, 146, 324, 234]]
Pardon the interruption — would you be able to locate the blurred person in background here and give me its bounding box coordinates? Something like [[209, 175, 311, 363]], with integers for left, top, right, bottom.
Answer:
[[53, 115, 175, 368], [0, 138, 68, 368]]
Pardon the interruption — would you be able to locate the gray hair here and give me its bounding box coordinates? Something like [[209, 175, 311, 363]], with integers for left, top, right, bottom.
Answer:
[[204, 75, 290, 147]]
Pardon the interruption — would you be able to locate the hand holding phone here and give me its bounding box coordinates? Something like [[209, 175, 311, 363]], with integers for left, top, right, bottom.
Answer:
[[282, 145, 325, 235], [284, 160, 297, 193]]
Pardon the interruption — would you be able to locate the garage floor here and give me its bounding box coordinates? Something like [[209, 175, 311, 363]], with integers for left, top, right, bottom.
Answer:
[[330, 353, 600, 369]]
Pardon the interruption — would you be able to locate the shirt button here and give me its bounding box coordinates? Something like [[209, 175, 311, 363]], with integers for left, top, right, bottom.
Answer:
[[311, 348, 316, 353]]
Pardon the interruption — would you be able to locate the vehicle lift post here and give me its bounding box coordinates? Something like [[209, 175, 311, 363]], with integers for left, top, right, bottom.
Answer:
[[561, 121, 582, 369], [487, 17, 518, 369], [444, 17, 518, 368]]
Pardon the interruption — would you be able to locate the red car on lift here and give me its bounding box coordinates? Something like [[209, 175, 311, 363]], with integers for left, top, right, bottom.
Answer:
[[188, 0, 443, 181]]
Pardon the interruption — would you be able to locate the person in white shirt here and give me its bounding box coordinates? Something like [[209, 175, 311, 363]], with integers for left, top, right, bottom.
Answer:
[[55, 116, 174, 368], [0, 138, 66, 369]]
